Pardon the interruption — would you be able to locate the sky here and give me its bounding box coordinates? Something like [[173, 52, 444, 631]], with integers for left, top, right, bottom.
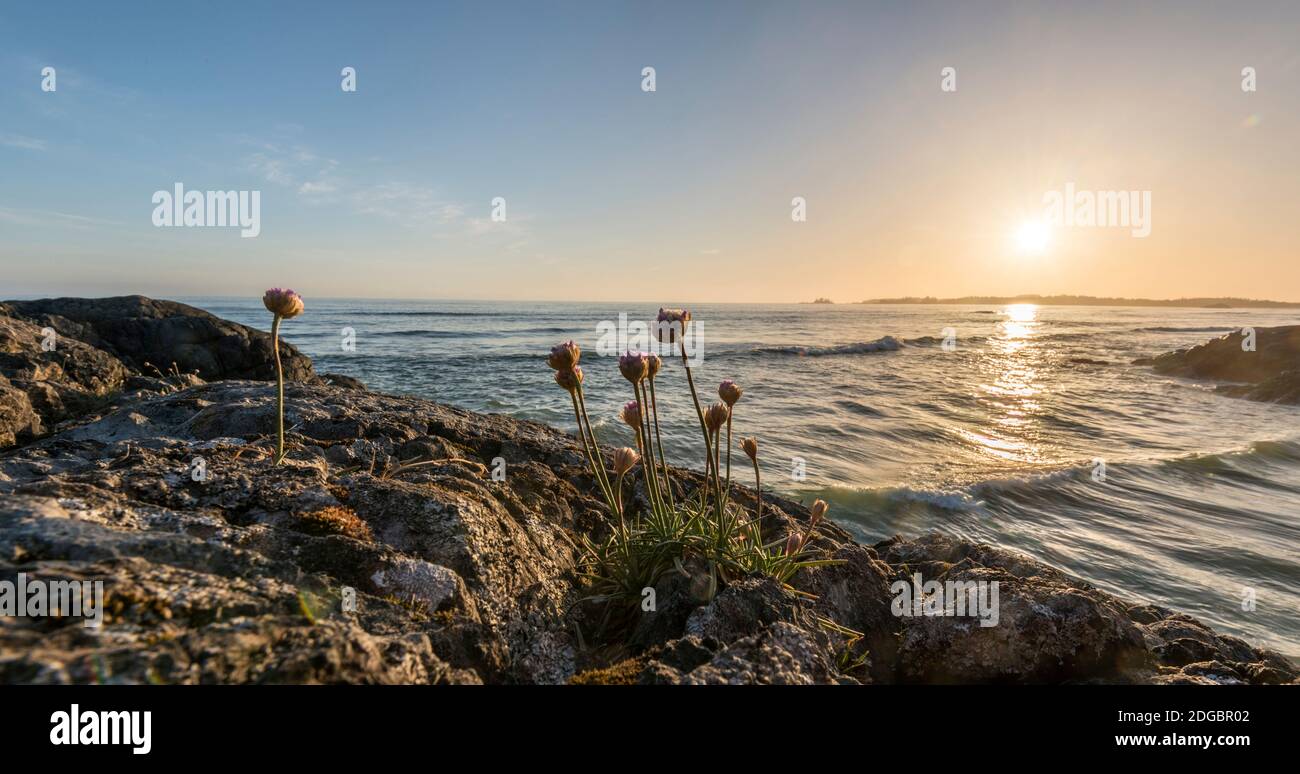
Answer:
[[1, 1, 1298, 302]]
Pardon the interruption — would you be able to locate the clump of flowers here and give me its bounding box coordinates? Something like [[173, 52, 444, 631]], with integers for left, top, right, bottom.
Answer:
[[263, 288, 304, 464], [549, 310, 836, 631]]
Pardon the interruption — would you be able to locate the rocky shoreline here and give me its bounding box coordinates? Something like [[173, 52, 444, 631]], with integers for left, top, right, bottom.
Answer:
[[1, 298, 1295, 684], [1135, 325, 1300, 405]]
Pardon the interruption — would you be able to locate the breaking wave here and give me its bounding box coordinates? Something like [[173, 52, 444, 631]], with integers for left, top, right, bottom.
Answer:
[[758, 336, 905, 356]]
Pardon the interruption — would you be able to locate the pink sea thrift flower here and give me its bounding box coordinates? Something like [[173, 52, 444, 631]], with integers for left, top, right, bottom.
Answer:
[[718, 379, 742, 407], [548, 340, 581, 371], [704, 402, 730, 434], [263, 288, 304, 319], [619, 351, 649, 383], [613, 447, 641, 476], [656, 308, 691, 344], [620, 400, 641, 429], [555, 365, 584, 393]]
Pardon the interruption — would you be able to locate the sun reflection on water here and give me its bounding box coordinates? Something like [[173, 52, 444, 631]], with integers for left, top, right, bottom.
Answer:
[[970, 304, 1048, 464]]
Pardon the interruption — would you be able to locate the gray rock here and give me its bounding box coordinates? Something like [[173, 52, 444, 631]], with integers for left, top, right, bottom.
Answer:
[[1136, 325, 1300, 404], [1, 296, 315, 383], [0, 313, 133, 446]]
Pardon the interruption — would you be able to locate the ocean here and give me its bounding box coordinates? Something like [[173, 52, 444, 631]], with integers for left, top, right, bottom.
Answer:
[[190, 297, 1300, 658]]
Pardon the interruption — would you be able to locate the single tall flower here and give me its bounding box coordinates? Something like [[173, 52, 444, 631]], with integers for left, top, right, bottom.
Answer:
[[263, 288, 304, 464], [718, 379, 743, 407], [548, 340, 581, 371]]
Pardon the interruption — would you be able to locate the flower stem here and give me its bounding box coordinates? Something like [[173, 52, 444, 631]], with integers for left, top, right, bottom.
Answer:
[[712, 428, 723, 521], [572, 390, 616, 514], [636, 381, 665, 515], [681, 350, 714, 502], [576, 387, 613, 490], [615, 470, 626, 526], [271, 314, 285, 464], [723, 415, 733, 512], [633, 426, 652, 520], [648, 378, 675, 510]]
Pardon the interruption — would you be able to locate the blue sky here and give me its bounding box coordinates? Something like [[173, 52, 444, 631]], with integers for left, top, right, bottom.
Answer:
[[2, 1, 1298, 301]]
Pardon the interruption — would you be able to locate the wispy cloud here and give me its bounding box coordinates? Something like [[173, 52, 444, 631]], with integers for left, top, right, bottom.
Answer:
[[298, 180, 338, 195], [0, 133, 47, 151], [239, 139, 531, 245], [352, 183, 465, 226], [0, 206, 122, 228], [243, 142, 339, 195]]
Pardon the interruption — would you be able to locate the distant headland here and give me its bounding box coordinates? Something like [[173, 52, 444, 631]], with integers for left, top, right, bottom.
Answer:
[[857, 294, 1300, 309]]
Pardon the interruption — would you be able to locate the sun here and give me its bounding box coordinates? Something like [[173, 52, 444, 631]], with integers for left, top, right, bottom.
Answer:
[[1014, 220, 1051, 253]]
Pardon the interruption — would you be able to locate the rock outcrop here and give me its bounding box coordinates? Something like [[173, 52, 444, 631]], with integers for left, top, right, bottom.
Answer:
[[1, 311, 134, 447], [0, 296, 315, 383], [0, 296, 329, 450], [1137, 325, 1300, 404], [0, 298, 1294, 684]]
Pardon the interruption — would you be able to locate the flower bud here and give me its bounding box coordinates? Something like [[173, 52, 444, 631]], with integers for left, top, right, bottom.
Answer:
[[718, 379, 742, 406], [547, 340, 581, 371], [263, 288, 304, 319], [784, 530, 803, 556], [646, 352, 662, 379], [619, 351, 649, 383], [620, 400, 641, 429], [741, 437, 758, 463], [704, 401, 730, 434], [613, 446, 641, 476], [655, 308, 692, 343], [554, 366, 583, 393], [809, 499, 828, 529]]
